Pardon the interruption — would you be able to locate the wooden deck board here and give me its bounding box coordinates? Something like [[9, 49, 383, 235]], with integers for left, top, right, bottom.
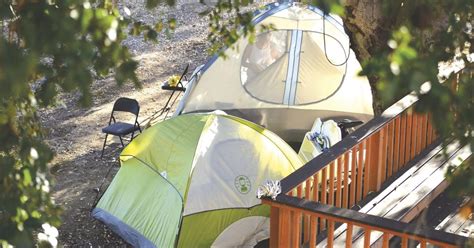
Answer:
[[359, 143, 461, 217], [436, 201, 474, 238], [351, 144, 472, 247]]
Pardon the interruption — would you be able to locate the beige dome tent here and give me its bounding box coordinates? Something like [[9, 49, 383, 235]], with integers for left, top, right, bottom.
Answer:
[[175, 2, 373, 142]]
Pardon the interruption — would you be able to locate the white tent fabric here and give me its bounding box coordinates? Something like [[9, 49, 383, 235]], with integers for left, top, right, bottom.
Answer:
[[177, 3, 374, 142], [184, 114, 298, 216], [211, 216, 270, 247]]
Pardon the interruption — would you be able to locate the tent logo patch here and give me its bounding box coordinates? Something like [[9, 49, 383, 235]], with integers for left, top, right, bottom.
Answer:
[[235, 175, 251, 194]]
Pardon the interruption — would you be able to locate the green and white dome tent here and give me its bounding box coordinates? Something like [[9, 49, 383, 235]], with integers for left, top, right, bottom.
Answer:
[[175, 2, 374, 143], [92, 113, 303, 247]]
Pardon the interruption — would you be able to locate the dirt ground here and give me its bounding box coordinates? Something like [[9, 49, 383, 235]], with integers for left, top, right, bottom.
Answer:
[[40, 1, 217, 246]]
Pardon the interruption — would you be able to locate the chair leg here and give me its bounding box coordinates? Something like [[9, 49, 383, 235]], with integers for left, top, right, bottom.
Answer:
[[119, 136, 125, 147], [131, 131, 135, 141], [101, 134, 108, 158]]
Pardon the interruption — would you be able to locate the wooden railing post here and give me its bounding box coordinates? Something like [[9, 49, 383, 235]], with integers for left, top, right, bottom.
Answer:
[[379, 126, 388, 184], [278, 207, 291, 248], [368, 131, 383, 192], [269, 206, 280, 248], [290, 210, 301, 247]]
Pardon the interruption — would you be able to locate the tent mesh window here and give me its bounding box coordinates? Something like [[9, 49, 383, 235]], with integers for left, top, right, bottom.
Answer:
[[240, 31, 290, 104], [239, 29, 350, 106], [295, 31, 347, 105]]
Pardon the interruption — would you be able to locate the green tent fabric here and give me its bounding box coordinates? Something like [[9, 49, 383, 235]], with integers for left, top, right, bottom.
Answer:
[[93, 113, 303, 247]]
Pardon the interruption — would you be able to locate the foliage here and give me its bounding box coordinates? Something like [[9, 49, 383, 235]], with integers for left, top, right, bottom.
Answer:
[[357, 1, 473, 205], [0, 0, 175, 246], [0, 0, 472, 246], [206, 0, 254, 55], [205, 0, 275, 56]]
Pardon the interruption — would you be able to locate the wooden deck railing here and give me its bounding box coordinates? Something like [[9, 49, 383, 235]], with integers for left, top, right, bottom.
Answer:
[[261, 93, 456, 247], [262, 195, 468, 248], [282, 92, 437, 202]]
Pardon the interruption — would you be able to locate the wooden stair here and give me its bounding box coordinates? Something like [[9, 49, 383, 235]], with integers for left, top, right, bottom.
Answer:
[[317, 141, 472, 247]]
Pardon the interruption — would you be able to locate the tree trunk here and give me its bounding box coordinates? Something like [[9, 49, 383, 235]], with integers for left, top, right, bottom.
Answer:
[[341, 0, 397, 115], [340, 0, 448, 115]]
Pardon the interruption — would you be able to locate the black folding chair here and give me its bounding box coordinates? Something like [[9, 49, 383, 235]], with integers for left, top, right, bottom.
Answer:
[[101, 97, 142, 158]]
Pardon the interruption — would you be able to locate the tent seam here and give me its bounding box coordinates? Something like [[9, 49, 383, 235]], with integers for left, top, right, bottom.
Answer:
[[182, 115, 216, 204], [289, 29, 303, 105], [119, 154, 184, 202], [182, 203, 266, 218], [283, 30, 297, 105]]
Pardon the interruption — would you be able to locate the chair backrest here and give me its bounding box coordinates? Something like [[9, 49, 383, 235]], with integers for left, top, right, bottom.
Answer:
[[112, 97, 140, 116]]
